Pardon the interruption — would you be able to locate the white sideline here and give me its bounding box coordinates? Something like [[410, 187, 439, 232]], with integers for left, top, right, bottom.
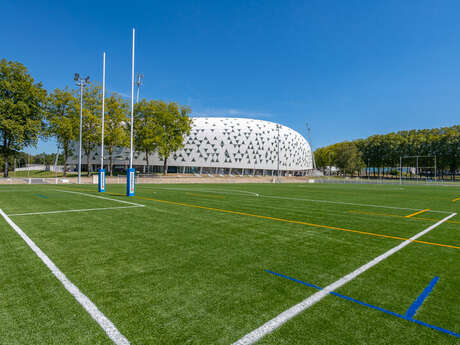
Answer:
[[56, 190, 144, 207], [0, 209, 130, 345], [232, 212, 457, 345], [144, 186, 449, 214], [261, 194, 451, 214], [8, 205, 141, 216], [145, 186, 260, 197]]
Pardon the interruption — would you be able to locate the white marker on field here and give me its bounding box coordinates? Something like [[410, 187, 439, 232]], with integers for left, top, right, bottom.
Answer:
[[233, 212, 457, 345], [0, 209, 130, 345]]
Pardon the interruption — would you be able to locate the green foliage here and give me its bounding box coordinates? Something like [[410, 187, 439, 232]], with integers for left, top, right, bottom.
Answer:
[[154, 102, 192, 174], [135, 100, 192, 174], [134, 99, 160, 171], [0, 59, 47, 177], [46, 88, 78, 175], [330, 142, 364, 176], [0, 59, 193, 176], [74, 83, 101, 175], [316, 125, 460, 178]]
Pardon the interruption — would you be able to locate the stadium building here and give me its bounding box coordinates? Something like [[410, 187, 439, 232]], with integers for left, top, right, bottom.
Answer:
[[71, 117, 313, 176]]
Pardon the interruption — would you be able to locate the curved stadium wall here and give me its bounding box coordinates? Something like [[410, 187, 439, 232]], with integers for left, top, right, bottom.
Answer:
[[72, 117, 313, 175]]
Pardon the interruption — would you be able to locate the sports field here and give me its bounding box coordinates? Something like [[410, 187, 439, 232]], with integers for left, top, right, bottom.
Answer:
[[0, 182, 459, 344]]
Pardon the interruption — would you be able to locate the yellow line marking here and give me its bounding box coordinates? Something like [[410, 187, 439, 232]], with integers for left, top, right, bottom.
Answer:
[[59, 189, 460, 250], [452, 198, 460, 202], [129, 195, 459, 250], [405, 209, 430, 218]]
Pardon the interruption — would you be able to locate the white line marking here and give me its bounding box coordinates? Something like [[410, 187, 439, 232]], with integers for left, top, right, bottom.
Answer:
[[0, 209, 130, 345], [260, 195, 451, 214], [8, 205, 141, 216], [143, 186, 260, 197], [232, 212, 457, 345], [142, 186, 448, 214], [56, 190, 145, 207]]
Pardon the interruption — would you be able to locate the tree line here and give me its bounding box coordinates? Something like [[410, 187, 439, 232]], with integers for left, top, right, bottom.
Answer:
[[0, 59, 192, 177], [315, 126, 460, 179]]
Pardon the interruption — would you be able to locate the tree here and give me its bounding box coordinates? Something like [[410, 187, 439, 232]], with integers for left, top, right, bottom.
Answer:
[[332, 142, 364, 176], [0, 59, 47, 177], [104, 93, 129, 175], [46, 88, 78, 176], [314, 147, 334, 174], [154, 101, 192, 174], [75, 83, 101, 175], [134, 100, 160, 174]]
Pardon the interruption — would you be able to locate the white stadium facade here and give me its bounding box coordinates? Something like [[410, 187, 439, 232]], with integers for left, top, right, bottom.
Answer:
[[71, 117, 314, 176]]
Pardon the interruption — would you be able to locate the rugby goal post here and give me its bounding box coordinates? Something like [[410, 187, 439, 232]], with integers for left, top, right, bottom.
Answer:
[[399, 155, 437, 184]]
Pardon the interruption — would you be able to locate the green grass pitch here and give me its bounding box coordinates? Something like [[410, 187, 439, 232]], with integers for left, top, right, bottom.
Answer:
[[0, 182, 459, 344]]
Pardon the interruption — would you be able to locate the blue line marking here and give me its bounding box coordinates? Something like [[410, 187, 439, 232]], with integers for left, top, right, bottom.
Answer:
[[265, 270, 322, 289], [405, 276, 439, 319], [35, 194, 48, 199], [265, 270, 460, 339]]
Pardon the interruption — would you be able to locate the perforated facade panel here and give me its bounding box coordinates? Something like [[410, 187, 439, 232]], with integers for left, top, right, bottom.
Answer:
[[150, 117, 312, 171], [71, 117, 313, 172]]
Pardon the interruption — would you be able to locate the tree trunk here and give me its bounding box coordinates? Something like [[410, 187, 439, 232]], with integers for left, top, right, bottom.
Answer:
[[3, 152, 9, 178], [163, 157, 168, 175], [108, 147, 113, 176], [86, 152, 91, 176], [2, 137, 8, 178], [63, 152, 68, 177]]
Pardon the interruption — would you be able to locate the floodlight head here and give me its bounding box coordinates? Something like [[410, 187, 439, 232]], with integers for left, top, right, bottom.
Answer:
[[74, 73, 80, 81]]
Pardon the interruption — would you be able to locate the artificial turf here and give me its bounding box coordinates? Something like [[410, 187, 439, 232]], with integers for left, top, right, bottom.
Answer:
[[0, 182, 458, 344]]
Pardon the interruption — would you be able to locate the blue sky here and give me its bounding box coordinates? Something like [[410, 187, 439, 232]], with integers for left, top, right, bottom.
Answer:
[[3, 0, 460, 154]]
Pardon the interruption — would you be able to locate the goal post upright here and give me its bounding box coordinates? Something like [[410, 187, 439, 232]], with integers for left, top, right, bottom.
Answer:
[[98, 51, 106, 193], [400, 155, 437, 183], [127, 28, 135, 197]]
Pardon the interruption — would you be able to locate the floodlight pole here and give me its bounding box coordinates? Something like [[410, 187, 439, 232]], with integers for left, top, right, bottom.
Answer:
[[306, 123, 316, 170], [136, 73, 143, 104], [127, 28, 136, 196], [368, 158, 370, 180], [434, 154, 437, 182], [277, 124, 280, 182], [399, 156, 402, 185]]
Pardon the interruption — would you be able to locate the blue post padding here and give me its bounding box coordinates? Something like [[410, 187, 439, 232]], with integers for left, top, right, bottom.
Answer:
[[127, 168, 135, 196], [98, 169, 105, 192]]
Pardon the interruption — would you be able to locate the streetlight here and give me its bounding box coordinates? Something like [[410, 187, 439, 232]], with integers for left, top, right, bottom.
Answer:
[[74, 73, 90, 184], [135, 73, 144, 104], [277, 124, 280, 182]]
